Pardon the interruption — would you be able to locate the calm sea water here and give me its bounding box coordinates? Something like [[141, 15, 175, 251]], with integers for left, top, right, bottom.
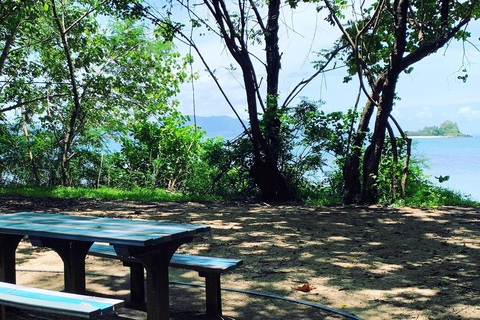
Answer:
[[412, 136, 480, 201]]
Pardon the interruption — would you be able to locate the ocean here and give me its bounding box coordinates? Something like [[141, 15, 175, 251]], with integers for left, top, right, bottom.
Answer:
[[106, 129, 480, 202], [412, 136, 480, 202]]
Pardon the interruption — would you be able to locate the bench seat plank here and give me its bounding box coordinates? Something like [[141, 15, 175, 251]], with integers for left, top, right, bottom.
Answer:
[[170, 254, 243, 273], [0, 282, 124, 319], [89, 244, 243, 273], [88, 243, 242, 318]]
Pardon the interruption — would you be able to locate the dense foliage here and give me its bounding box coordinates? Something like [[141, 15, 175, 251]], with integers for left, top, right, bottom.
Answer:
[[0, 1, 190, 188], [1, 0, 478, 207]]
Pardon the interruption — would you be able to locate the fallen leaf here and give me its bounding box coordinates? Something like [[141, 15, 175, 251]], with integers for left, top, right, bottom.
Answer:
[[294, 283, 317, 292]]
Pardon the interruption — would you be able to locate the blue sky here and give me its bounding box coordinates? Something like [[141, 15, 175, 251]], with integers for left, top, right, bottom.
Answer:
[[171, 2, 480, 135]]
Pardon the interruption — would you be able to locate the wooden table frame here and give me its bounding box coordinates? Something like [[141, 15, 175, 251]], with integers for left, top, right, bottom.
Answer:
[[0, 212, 210, 320]]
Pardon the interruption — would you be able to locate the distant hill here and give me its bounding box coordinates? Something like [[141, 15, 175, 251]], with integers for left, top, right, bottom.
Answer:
[[185, 115, 246, 139], [406, 120, 470, 137]]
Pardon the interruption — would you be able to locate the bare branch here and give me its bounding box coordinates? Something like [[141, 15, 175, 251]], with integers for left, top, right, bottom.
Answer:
[[161, 17, 251, 139], [282, 44, 347, 108], [323, 0, 380, 107], [1, 93, 68, 113], [64, 0, 108, 34], [248, 0, 266, 32]]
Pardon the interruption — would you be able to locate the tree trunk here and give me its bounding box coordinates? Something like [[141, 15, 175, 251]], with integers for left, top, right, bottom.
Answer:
[[361, 74, 399, 204], [243, 62, 289, 201], [96, 153, 103, 189], [264, 0, 281, 160], [206, 0, 290, 201], [250, 158, 289, 200], [22, 109, 40, 185], [342, 76, 385, 204], [253, 0, 289, 201], [51, 0, 83, 186], [386, 122, 399, 200], [339, 0, 476, 204], [0, 15, 19, 76], [401, 137, 412, 198], [360, 0, 408, 204]]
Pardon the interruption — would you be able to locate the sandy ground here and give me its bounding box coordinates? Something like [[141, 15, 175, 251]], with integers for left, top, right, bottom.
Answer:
[[1, 196, 479, 320]]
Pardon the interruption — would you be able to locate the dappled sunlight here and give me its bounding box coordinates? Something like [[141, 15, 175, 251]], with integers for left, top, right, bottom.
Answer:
[[239, 249, 267, 255], [327, 236, 351, 242], [376, 218, 402, 224], [271, 224, 292, 231], [385, 287, 438, 300], [369, 263, 404, 274], [3, 198, 480, 319], [211, 235, 237, 242], [209, 220, 242, 230], [332, 261, 372, 269], [247, 231, 268, 237], [365, 241, 383, 246], [237, 216, 257, 222], [238, 241, 270, 248]]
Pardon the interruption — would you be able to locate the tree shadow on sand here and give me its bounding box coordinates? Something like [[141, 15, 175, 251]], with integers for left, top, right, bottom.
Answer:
[[2, 197, 479, 319]]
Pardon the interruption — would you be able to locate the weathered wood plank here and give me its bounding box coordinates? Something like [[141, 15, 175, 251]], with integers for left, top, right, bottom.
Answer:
[[89, 244, 243, 273], [13, 212, 209, 236], [0, 222, 164, 246], [0, 282, 124, 318], [170, 254, 243, 273], [0, 212, 209, 246]]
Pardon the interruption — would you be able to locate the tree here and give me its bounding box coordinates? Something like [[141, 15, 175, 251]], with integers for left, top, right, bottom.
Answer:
[[1, 1, 187, 186], [140, 0, 341, 201], [325, 0, 480, 204], [104, 112, 207, 190], [0, 1, 48, 117]]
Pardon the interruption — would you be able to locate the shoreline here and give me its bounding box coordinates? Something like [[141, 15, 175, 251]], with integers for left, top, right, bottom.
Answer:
[[409, 135, 471, 139]]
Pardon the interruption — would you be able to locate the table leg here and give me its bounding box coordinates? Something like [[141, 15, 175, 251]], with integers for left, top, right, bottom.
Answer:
[[29, 237, 92, 294], [0, 235, 23, 284], [133, 247, 172, 320], [124, 261, 145, 305], [125, 238, 191, 320], [201, 272, 223, 318]]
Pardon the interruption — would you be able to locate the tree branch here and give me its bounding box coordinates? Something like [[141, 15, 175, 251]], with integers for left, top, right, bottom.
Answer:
[[1, 93, 68, 113], [282, 44, 347, 109], [64, 0, 107, 34]]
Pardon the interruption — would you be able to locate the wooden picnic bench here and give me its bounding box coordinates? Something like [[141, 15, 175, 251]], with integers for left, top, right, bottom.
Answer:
[[0, 212, 210, 320], [0, 281, 124, 320], [88, 243, 243, 318]]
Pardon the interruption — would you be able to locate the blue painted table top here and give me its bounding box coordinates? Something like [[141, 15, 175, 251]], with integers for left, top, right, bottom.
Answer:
[[0, 212, 210, 246]]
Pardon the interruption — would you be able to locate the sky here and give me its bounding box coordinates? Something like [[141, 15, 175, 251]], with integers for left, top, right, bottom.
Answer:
[[160, 1, 480, 135]]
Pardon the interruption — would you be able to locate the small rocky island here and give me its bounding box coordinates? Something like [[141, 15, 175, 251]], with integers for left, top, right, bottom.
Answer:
[[406, 120, 470, 137]]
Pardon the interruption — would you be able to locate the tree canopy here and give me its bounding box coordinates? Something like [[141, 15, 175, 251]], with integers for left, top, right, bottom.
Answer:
[[1, 0, 189, 187]]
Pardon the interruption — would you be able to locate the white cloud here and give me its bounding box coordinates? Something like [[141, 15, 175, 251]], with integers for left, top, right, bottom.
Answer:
[[457, 106, 480, 120], [415, 107, 433, 119], [391, 109, 401, 117]]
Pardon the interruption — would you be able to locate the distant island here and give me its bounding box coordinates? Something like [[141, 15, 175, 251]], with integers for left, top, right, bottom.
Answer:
[[406, 120, 471, 137]]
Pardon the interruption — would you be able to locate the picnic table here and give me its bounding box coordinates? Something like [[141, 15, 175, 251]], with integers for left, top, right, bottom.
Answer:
[[0, 212, 210, 320]]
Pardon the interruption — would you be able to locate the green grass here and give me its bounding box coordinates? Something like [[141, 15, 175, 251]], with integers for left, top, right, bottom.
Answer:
[[1, 184, 478, 208], [0, 186, 219, 202], [394, 184, 480, 208]]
